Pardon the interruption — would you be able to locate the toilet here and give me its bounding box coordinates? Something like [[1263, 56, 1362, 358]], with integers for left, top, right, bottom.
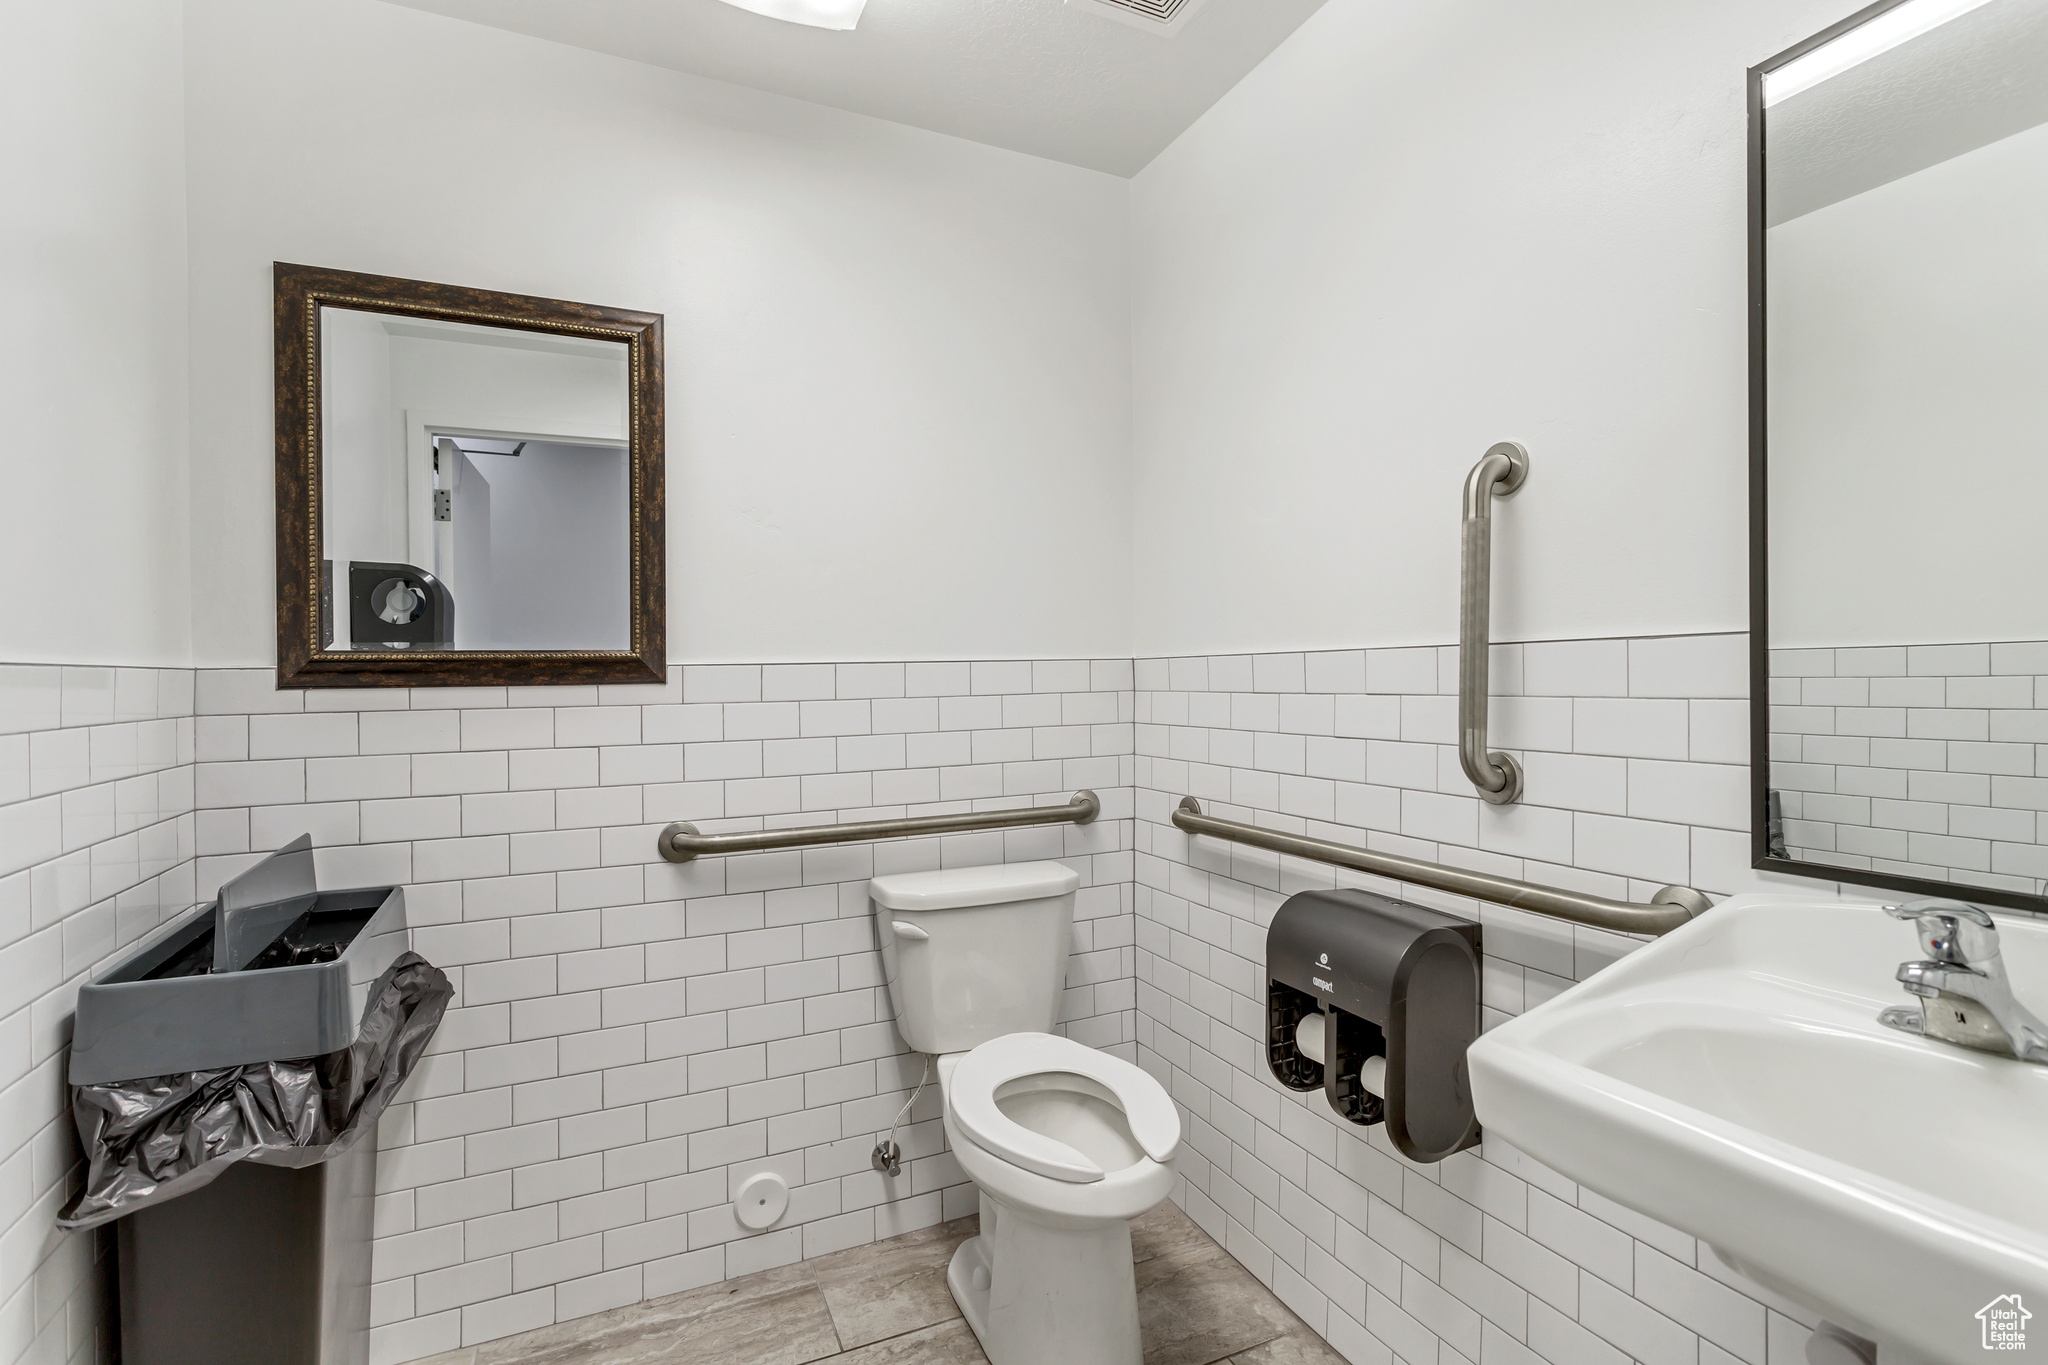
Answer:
[[870, 862, 1179, 1365]]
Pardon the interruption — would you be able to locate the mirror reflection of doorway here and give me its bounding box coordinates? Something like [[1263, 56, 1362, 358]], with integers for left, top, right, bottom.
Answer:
[[430, 434, 630, 650], [316, 303, 636, 655]]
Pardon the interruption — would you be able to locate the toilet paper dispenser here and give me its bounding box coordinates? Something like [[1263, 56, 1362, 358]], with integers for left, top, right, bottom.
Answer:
[[1265, 888, 1481, 1163]]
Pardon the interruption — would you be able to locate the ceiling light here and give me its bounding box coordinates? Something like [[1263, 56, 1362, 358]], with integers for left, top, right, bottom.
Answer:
[[1763, 0, 1996, 106], [714, 0, 866, 30]]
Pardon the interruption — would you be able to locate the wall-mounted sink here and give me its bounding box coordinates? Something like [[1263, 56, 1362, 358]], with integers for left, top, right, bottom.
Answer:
[[1468, 893, 2048, 1363]]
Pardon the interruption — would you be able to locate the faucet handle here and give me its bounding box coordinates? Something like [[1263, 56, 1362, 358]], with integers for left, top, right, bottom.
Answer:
[[1885, 898, 1999, 966]]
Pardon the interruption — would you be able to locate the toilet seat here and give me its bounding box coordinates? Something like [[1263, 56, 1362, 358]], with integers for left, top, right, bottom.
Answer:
[[946, 1032, 1179, 1183]]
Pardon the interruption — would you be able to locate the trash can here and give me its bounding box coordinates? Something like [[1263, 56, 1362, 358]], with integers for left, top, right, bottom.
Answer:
[[59, 836, 450, 1365]]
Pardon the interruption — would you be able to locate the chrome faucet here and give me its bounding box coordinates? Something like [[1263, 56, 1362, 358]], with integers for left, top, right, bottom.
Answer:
[[1878, 899, 2048, 1063]]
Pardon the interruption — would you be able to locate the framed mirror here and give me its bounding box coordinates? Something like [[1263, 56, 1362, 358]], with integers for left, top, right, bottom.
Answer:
[[1750, 0, 2048, 910], [274, 263, 664, 687]]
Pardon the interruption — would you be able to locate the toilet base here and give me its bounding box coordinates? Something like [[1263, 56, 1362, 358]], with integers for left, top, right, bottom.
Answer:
[[947, 1195, 1143, 1365], [946, 1232, 994, 1345]]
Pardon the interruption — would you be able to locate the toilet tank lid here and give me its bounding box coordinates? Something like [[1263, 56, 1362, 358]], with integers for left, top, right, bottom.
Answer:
[[869, 861, 1080, 911]]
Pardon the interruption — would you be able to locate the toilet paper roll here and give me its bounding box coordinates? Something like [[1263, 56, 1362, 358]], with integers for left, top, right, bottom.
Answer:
[[1295, 1011, 1326, 1064], [1292, 1014, 1386, 1095]]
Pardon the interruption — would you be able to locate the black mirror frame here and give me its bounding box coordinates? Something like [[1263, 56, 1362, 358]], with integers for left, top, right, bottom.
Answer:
[[274, 262, 665, 688], [1745, 2, 2048, 913]]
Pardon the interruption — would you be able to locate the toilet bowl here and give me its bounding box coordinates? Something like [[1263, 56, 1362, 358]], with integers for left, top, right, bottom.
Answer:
[[939, 1034, 1178, 1365], [870, 863, 1180, 1365]]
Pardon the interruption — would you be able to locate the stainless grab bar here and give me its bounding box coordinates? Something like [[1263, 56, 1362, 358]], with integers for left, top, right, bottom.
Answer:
[[657, 790, 1100, 863], [1171, 796, 1711, 935], [1460, 441, 1528, 805]]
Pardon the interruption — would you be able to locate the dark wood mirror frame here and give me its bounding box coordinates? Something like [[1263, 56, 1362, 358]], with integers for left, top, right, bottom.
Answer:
[[274, 263, 665, 688]]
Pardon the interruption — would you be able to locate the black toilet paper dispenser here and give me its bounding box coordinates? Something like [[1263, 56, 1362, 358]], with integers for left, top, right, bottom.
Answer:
[[1265, 887, 1481, 1163]]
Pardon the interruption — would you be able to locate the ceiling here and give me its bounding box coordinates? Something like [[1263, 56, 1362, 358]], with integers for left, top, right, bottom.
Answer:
[[383, 0, 1329, 176]]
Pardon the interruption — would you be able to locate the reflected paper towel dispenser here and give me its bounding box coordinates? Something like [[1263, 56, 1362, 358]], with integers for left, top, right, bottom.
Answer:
[[348, 561, 453, 648], [1265, 888, 1481, 1163]]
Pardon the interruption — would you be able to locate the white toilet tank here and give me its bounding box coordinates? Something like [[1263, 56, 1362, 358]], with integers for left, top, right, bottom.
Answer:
[[871, 862, 1081, 1055]]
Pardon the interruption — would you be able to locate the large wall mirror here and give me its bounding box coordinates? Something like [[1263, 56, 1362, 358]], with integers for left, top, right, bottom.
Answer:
[[1751, 0, 2048, 909], [275, 264, 664, 687]]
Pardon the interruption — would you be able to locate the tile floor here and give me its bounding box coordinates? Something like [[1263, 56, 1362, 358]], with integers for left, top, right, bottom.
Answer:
[[413, 1200, 1341, 1365]]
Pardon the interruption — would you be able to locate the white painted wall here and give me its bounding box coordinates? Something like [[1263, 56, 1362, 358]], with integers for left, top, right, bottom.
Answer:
[[182, 0, 1133, 668], [445, 447, 492, 648], [1127, 0, 1861, 658], [388, 328, 629, 454], [460, 443, 632, 650], [1768, 118, 2048, 648], [0, 4, 191, 667], [322, 307, 405, 592]]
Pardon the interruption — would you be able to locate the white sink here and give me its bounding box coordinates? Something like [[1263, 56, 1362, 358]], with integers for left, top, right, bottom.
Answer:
[[1467, 893, 2048, 1362]]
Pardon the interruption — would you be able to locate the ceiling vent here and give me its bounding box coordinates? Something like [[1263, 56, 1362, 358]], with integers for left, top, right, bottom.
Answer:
[[1066, 0, 1210, 35]]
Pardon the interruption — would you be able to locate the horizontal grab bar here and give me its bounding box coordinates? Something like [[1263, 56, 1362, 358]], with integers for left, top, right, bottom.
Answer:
[[657, 790, 1100, 863], [1171, 797, 1710, 935]]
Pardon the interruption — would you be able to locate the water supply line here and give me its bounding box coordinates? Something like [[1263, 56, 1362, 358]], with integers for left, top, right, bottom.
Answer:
[[871, 1056, 931, 1178]]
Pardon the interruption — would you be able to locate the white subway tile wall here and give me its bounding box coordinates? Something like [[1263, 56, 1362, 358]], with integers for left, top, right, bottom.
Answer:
[[0, 637, 1859, 1365], [1132, 633, 1831, 1365], [1771, 643, 2048, 895], [186, 661, 1135, 1365], [0, 664, 196, 1365]]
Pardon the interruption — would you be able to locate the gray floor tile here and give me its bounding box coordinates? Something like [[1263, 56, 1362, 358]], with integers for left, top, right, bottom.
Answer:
[[1130, 1200, 1218, 1266], [831, 1318, 990, 1364], [811, 1215, 979, 1349], [1225, 1332, 1351, 1365], [414, 1195, 1315, 1365], [1135, 1236, 1300, 1365], [475, 1265, 838, 1365]]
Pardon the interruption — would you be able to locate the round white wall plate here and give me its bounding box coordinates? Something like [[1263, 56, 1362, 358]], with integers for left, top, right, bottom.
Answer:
[[734, 1171, 789, 1230]]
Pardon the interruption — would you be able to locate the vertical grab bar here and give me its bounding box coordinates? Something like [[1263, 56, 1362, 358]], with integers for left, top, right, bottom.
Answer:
[[1460, 441, 1529, 804]]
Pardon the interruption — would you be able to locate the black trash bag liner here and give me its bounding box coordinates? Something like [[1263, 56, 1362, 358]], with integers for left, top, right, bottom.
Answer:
[[58, 953, 452, 1231]]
